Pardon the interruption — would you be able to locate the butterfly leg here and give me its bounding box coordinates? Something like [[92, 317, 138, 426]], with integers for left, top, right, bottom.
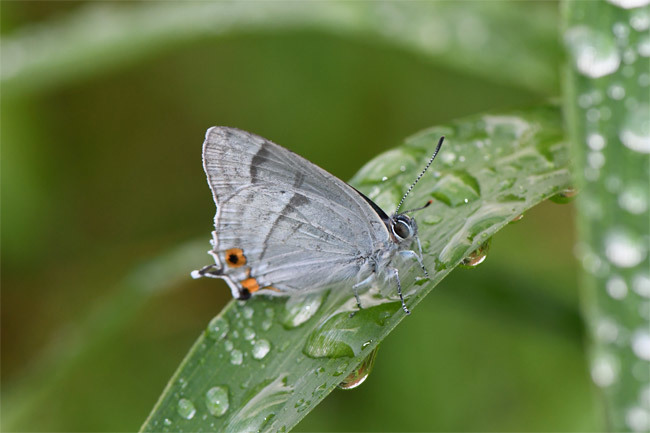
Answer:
[[191, 263, 222, 279], [387, 267, 410, 315], [399, 250, 429, 278], [352, 274, 375, 311]]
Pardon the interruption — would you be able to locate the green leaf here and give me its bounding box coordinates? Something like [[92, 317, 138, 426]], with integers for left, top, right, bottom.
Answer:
[[563, 1, 650, 431], [2, 2, 558, 97], [140, 104, 572, 432]]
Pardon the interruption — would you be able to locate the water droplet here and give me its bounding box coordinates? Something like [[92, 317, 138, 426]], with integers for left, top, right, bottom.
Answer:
[[261, 319, 272, 331], [604, 229, 647, 268], [587, 133, 606, 151], [510, 213, 524, 223], [619, 184, 648, 214], [461, 240, 490, 268], [591, 353, 618, 387], [631, 8, 650, 31], [228, 375, 293, 432], [632, 330, 650, 360], [333, 361, 350, 377], [550, 187, 578, 204], [620, 104, 650, 153], [633, 273, 650, 298], [607, 0, 650, 9], [265, 308, 275, 318], [614, 21, 631, 40], [497, 177, 516, 191], [206, 317, 229, 340], [625, 406, 650, 432], [252, 339, 271, 359], [243, 328, 256, 341], [338, 346, 379, 390], [294, 398, 311, 413], [607, 84, 626, 100], [282, 291, 328, 328], [351, 148, 417, 183], [587, 151, 606, 169], [595, 318, 620, 343], [304, 302, 400, 358], [163, 418, 172, 426], [606, 275, 629, 299], [206, 386, 229, 417], [177, 398, 196, 420], [230, 349, 243, 365], [243, 306, 254, 319], [566, 26, 620, 78], [431, 170, 481, 207]]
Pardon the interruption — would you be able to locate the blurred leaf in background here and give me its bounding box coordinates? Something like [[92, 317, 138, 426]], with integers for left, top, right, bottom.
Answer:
[[1, 1, 603, 432]]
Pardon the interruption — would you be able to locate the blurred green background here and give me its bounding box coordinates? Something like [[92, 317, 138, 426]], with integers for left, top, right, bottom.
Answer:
[[2, 1, 603, 431]]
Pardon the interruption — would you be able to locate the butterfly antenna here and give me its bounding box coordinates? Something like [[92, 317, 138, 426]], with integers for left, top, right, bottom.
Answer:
[[394, 136, 445, 214]]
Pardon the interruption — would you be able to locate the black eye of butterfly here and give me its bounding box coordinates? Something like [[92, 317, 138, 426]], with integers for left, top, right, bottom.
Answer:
[[393, 219, 412, 240]]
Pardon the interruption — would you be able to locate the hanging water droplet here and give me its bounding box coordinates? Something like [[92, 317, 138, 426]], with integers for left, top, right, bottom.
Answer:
[[549, 187, 578, 204], [565, 26, 620, 78], [206, 316, 229, 341], [177, 398, 196, 420], [461, 239, 491, 268], [252, 339, 271, 360], [510, 213, 524, 223], [338, 346, 380, 390], [230, 349, 243, 365], [282, 291, 328, 328], [205, 386, 229, 417]]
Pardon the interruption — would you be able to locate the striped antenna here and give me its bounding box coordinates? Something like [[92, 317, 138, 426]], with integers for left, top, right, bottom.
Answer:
[[394, 136, 445, 214]]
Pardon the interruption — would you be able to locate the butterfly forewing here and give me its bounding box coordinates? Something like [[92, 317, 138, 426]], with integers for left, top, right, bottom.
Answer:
[[202, 127, 389, 294]]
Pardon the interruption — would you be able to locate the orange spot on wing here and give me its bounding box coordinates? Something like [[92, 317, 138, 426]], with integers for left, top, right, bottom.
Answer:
[[225, 248, 246, 267], [262, 286, 281, 292], [241, 277, 259, 293]]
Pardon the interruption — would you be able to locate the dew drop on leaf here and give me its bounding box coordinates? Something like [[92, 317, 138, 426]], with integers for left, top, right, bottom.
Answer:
[[177, 398, 196, 420], [205, 386, 229, 417]]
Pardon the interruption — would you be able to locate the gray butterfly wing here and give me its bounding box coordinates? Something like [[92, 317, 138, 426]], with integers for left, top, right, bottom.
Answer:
[[201, 127, 390, 297]]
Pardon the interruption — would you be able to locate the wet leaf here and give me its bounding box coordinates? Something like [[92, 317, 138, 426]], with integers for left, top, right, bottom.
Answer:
[[141, 104, 572, 432]]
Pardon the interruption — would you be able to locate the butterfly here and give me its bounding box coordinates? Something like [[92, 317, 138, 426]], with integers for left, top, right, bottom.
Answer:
[[192, 127, 443, 314]]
